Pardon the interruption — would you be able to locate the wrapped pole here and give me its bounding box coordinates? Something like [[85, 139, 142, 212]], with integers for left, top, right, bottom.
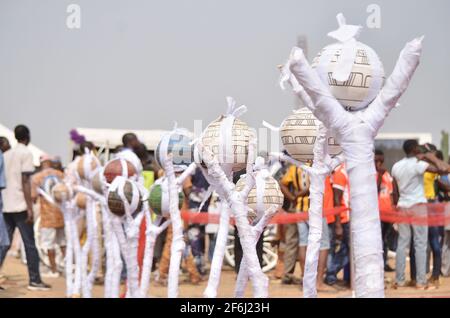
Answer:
[[109, 223, 122, 298], [38, 188, 76, 297], [71, 207, 83, 297], [164, 154, 185, 298], [234, 205, 278, 297], [80, 197, 93, 298], [110, 214, 142, 298], [62, 202, 74, 297], [108, 177, 144, 298], [198, 136, 269, 297], [139, 213, 171, 298], [302, 125, 343, 298], [74, 184, 103, 298], [203, 200, 231, 298], [283, 28, 423, 297]]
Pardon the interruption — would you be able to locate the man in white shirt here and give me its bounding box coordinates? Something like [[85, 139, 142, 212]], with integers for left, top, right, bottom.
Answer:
[[392, 139, 450, 289], [0, 125, 50, 291], [116, 133, 144, 182]]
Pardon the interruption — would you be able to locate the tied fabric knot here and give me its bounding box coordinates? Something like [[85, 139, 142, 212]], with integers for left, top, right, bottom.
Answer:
[[327, 13, 362, 82], [219, 96, 247, 165], [225, 96, 247, 118]]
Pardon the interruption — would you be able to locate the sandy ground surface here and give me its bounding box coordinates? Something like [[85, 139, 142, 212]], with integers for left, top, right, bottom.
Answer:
[[1, 256, 450, 298]]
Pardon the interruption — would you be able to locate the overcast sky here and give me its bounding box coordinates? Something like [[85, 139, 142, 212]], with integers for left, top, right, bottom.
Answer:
[[1, 0, 449, 162]]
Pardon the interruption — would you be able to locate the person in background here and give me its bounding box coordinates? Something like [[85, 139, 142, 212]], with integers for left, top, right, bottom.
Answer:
[[421, 144, 445, 288], [205, 194, 220, 264], [134, 143, 155, 189], [0, 138, 23, 263], [0, 137, 11, 154], [325, 163, 351, 288], [435, 151, 450, 202], [271, 151, 291, 280], [0, 147, 9, 290], [279, 163, 309, 285], [375, 149, 397, 272], [157, 171, 201, 285], [0, 125, 50, 291], [392, 140, 450, 290], [31, 156, 66, 278], [116, 133, 143, 178], [187, 167, 211, 276], [440, 155, 450, 277]]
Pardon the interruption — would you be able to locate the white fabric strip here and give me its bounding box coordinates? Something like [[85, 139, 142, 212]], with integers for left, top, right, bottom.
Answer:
[[164, 154, 185, 298], [286, 33, 423, 298]]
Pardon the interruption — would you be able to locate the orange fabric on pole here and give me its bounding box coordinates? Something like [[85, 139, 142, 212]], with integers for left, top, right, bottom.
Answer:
[[137, 217, 146, 280]]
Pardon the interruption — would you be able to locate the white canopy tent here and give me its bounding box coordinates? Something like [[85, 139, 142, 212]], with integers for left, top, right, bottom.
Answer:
[[74, 127, 187, 163], [75, 127, 172, 151], [0, 123, 46, 166]]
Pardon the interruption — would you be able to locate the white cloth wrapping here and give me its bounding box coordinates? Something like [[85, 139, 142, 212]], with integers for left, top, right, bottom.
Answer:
[[283, 35, 423, 297], [80, 196, 95, 298], [107, 176, 144, 298], [75, 180, 101, 299], [139, 214, 171, 298], [37, 187, 83, 298], [110, 212, 143, 298], [203, 200, 231, 298], [74, 185, 119, 298], [271, 150, 343, 298], [71, 207, 83, 297], [234, 205, 278, 297], [108, 221, 122, 298], [61, 202, 74, 297], [197, 136, 269, 297], [302, 125, 344, 298], [164, 154, 185, 298]]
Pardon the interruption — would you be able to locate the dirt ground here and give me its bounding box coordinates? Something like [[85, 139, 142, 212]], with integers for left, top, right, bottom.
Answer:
[[1, 256, 449, 298]]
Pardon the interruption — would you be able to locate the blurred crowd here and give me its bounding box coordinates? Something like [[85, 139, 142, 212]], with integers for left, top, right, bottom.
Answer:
[[271, 139, 450, 292], [0, 124, 449, 294]]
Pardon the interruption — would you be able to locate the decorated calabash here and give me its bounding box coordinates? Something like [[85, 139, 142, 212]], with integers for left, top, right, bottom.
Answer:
[[103, 158, 137, 184], [235, 174, 284, 223], [107, 179, 143, 217], [155, 129, 193, 171], [201, 116, 252, 172], [148, 180, 184, 217], [77, 154, 100, 181], [280, 108, 342, 162]]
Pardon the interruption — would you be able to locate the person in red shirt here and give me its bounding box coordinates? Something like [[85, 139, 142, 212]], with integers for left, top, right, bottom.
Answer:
[[375, 149, 397, 272], [325, 164, 351, 287]]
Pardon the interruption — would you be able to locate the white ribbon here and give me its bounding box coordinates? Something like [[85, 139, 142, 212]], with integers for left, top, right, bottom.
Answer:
[[328, 13, 363, 82], [218, 96, 247, 166]]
